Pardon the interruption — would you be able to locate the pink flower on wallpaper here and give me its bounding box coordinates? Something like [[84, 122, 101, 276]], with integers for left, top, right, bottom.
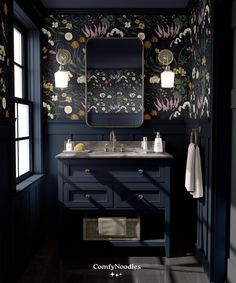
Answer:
[[197, 95, 204, 110], [154, 97, 180, 112], [1, 22, 5, 34], [155, 24, 180, 38], [49, 50, 57, 54], [82, 24, 108, 38]]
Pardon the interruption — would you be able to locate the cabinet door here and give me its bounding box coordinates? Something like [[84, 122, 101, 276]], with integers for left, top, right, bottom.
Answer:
[[114, 182, 166, 210], [63, 183, 113, 209]]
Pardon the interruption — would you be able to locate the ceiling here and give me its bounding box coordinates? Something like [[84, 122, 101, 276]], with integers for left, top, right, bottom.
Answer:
[[40, 0, 190, 9]]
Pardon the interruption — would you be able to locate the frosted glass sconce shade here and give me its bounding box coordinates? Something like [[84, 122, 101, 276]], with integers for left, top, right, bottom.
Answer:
[[161, 68, 175, 88], [54, 69, 69, 88]]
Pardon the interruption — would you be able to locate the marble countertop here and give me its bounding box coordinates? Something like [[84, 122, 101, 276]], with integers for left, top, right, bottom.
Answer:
[[56, 141, 173, 159]]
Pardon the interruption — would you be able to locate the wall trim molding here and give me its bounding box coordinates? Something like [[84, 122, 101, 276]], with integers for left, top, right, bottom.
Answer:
[[45, 8, 187, 15], [45, 120, 187, 135]]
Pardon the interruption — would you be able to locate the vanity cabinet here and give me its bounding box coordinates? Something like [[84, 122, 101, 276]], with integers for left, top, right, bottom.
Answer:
[[57, 156, 172, 256]]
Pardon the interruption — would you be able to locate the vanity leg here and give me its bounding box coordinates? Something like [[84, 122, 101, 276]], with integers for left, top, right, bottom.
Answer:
[[165, 208, 171, 257]]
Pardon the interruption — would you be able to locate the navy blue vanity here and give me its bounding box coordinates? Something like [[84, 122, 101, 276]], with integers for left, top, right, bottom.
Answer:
[[56, 143, 173, 256]]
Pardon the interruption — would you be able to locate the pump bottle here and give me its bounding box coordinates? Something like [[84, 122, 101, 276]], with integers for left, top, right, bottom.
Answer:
[[154, 132, 163, 153]]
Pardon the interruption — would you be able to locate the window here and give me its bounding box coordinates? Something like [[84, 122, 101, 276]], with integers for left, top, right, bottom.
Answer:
[[14, 25, 32, 181]]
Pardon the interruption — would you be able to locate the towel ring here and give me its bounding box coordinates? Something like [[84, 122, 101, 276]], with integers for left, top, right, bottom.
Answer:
[[190, 127, 201, 145]]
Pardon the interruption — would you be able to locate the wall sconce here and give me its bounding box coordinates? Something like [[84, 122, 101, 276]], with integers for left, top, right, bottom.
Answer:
[[54, 49, 71, 88], [157, 49, 175, 88]]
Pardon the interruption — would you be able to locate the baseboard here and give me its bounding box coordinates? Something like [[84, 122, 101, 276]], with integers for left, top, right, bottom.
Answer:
[[227, 258, 236, 283], [195, 245, 211, 282]]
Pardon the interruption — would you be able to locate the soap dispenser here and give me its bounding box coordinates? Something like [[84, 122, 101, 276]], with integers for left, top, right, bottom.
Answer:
[[154, 132, 163, 153], [66, 139, 73, 152]]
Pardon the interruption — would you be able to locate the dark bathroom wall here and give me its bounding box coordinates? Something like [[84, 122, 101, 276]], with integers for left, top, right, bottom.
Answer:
[[187, 0, 213, 276], [187, 1, 230, 283]]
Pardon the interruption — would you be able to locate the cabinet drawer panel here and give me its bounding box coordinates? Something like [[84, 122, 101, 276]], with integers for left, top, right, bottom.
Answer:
[[115, 184, 165, 209], [64, 162, 166, 183], [109, 167, 163, 182], [63, 183, 113, 208]]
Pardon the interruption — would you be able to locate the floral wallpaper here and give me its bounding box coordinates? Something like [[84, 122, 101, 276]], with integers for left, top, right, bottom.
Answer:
[[42, 3, 212, 121], [87, 69, 143, 113], [0, 1, 9, 120], [189, 0, 212, 119], [42, 14, 192, 121]]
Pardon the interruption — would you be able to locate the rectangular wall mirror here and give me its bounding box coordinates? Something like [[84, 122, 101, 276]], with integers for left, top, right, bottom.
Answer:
[[85, 38, 144, 128]]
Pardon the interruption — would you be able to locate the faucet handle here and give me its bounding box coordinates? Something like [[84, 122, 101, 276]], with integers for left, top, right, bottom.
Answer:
[[104, 143, 108, 152], [120, 144, 124, 152]]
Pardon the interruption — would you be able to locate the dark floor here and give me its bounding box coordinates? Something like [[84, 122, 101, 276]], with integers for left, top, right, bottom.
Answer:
[[17, 238, 210, 283]]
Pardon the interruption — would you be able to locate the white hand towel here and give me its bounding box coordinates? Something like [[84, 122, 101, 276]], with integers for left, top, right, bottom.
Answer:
[[185, 143, 196, 192], [191, 145, 203, 198]]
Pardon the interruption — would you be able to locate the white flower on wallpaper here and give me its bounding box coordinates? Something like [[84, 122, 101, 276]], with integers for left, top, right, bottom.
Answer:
[[0, 45, 6, 61], [52, 22, 58, 28], [52, 95, 58, 101], [137, 32, 145, 41], [149, 75, 160, 84], [65, 32, 73, 41], [125, 22, 131, 28], [48, 40, 54, 46], [64, 105, 72, 114], [99, 93, 106, 98], [42, 28, 52, 38], [106, 28, 124, 37], [77, 75, 86, 84], [2, 97, 6, 109]]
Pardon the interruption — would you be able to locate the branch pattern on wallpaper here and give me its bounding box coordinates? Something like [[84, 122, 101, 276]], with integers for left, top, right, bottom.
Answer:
[[41, 0, 211, 121], [0, 1, 9, 120]]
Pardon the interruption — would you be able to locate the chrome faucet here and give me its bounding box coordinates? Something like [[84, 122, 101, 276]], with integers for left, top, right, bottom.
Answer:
[[109, 130, 116, 152]]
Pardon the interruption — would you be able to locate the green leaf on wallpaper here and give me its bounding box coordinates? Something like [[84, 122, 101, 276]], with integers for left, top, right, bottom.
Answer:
[[173, 16, 187, 29], [101, 16, 114, 29], [172, 91, 183, 101]]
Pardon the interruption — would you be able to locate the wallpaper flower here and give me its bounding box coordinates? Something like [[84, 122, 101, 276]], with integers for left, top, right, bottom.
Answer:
[[0, 1, 9, 120], [42, 2, 212, 121]]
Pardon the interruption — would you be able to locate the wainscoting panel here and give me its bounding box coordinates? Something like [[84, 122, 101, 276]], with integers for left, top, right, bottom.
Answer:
[[186, 120, 212, 277]]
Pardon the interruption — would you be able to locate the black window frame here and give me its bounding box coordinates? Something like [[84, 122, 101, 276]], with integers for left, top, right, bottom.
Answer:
[[14, 21, 33, 183]]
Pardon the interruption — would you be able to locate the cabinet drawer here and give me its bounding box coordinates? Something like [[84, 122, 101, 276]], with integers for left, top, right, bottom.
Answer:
[[63, 161, 166, 183], [109, 166, 164, 182], [63, 183, 113, 208], [115, 183, 165, 209]]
